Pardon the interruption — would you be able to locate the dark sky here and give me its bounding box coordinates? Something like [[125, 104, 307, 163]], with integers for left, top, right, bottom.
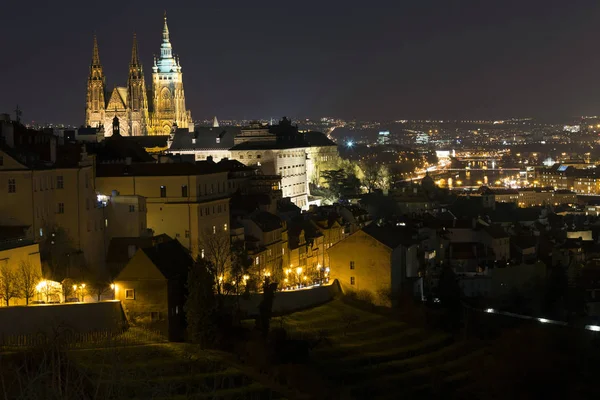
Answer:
[[2, 0, 600, 124]]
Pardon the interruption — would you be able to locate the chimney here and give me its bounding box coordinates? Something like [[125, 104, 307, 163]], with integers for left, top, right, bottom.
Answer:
[[50, 137, 57, 164], [207, 155, 213, 162], [0, 119, 14, 148]]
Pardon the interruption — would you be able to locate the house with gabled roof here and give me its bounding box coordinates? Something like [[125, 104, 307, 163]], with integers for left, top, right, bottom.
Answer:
[[115, 239, 193, 341]]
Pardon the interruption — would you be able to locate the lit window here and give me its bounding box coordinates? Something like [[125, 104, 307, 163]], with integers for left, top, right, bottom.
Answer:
[[125, 289, 135, 300], [160, 185, 167, 197], [201, 249, 205, 259], [39, 228, 43, 237], [255, 257, 259, 265], [223, 223, 228, 232], [212, 225, 216, 234], [105, 218, 108, 227], [216, 137, 220, 144]]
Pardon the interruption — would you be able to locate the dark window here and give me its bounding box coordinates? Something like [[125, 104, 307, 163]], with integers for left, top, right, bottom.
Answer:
[[0, 155, 3, 166], [350, 261, 355, 270], [57, 175, 64, 189], [125, 289, 135, 300], [160, 185, 167, 197], [181, 185, 188, 197], [185, 230, 190, 238], [57, 203, 65, 214], [151, 312, 160, 321], [350, 277, 355, 285], [8, 179, 15, 193], [129, 205, 135, 212]]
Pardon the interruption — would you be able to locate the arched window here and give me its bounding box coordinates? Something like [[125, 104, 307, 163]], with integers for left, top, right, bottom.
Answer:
[[160, 88, 172, 110]]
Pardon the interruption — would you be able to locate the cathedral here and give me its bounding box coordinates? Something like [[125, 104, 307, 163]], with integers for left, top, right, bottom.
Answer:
[[85, 13, 193, 137]]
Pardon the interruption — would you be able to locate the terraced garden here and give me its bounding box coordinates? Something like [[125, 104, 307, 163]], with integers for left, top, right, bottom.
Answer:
[[69, 335, 286, 399], [1, 328, 285, 400], [273, 300, 484, 399]]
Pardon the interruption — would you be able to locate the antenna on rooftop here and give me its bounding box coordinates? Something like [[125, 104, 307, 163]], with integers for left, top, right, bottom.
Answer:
[[14, 105, 22, 123]]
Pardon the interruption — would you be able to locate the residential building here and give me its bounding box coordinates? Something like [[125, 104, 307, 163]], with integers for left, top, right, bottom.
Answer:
[[115, 239, 192, 341], [238, 211, 288, 281], [95, 162, 230, 259], [327, 224, 420, 306], [0, 117, 105, 276], [0, 226, 44, 305]]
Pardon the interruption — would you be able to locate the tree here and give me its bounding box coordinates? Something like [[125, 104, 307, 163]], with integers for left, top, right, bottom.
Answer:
[[39, 225, 83, 281], [185, 258, 218, 347], [255, 277, 278, 338], [17, 261, 41, 305], [436, 265, 462, 330], [321, 169, 346, 200], [0, 264, 19, 306], [360, 162, 380, 193], [199, 229, 232, 295], [89, 279, 111, 302]]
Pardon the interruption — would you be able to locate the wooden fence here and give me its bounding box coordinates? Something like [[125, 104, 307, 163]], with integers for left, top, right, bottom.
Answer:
[[0, 326, 166, 350]]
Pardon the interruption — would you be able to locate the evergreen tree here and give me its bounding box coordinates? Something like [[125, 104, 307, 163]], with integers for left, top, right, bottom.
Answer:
[[184, 258, 218, 347]]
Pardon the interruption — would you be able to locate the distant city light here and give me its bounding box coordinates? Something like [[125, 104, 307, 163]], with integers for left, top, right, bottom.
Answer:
[[346, 140, 354, 148], [585, 325, 600, 332], [538, 318, 549, 323]]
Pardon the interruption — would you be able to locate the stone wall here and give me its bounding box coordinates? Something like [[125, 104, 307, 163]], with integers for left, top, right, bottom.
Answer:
[[234, 280, 341, 317], [0, 301, 126, 337]]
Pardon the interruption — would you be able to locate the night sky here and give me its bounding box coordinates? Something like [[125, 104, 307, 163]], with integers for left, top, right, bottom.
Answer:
[[2, 0, 600, 125]]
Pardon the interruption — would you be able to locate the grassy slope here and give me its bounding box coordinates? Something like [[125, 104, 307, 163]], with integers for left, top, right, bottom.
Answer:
[[274, 300, 483, 399], [68, 330, 284, 400]]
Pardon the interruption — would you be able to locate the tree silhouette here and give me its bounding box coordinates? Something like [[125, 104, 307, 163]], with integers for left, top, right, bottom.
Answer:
[[17, 261, 41, 305], [0, 263, 19, 306]]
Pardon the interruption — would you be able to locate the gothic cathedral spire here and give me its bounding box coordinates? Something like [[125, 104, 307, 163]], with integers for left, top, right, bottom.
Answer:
[[150, 11, 191, 134], [127, 33, 149, 136], [85, 35, 106, 128]]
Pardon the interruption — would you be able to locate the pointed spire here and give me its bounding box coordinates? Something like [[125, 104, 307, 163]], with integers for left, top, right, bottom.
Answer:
[[130, 33, 140, 65], [212, 116, 220, 128], [162, 11, 170, 43], [92, 34, 101, 66]]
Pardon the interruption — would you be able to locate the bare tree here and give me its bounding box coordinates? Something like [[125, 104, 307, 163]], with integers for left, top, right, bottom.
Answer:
[[18, 261, 41, 305], [199, 230, 232, 295], [90, 280, 110, 302], [0, 263, 19, 306]]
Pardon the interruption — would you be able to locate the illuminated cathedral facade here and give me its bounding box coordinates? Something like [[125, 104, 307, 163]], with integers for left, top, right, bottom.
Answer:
[[85, 14, 193, 137]]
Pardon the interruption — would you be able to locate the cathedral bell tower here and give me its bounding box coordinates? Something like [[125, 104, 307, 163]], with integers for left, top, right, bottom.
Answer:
[[85, 35, 106, 128], [127, 34, 150, 136], [149, 12, 191, 135]]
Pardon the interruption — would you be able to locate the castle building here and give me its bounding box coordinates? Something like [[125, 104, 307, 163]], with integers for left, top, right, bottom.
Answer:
[[85, 13, 193, 137]]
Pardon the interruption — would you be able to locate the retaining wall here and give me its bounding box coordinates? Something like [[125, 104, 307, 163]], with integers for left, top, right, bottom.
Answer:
[[0, 301, 126, 336], [233, 280, 342, 317]]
